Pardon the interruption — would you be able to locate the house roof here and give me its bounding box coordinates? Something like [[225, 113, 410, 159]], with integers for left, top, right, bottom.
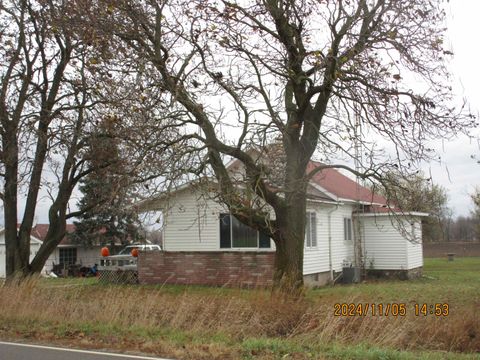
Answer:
[[30, 224, 128, 246], [226, 144, 389, 205], [30, 224, 76, 245], [228, 152, 388, 205], [307, 161, 388, 204], [135, 152, 395, 213]]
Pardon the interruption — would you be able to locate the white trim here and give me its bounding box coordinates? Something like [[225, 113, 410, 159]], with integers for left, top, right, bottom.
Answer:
[[343, 217, 353, 242], [304, 211, 317, 249], [306, 198, 343, 205], [338, 198, 386, 206], [0, 341, 170, 359], [354, 211, 429, 217]]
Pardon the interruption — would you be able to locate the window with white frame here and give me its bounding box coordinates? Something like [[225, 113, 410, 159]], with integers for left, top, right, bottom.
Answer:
[[59, 247, 77, 265], [344, 218, 353, 241], [305, 212, 317, 248], [219, 214, 270, 249]]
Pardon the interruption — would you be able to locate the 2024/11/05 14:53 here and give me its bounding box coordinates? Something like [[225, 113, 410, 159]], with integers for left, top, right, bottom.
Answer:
[[334, 303, 449, 317]]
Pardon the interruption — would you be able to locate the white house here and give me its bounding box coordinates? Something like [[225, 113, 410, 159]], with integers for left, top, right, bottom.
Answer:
[[135, 159, 427, 287], [0, 224, 105, 278], [31, 224, 103, 275], [0, 228, 43, 278]]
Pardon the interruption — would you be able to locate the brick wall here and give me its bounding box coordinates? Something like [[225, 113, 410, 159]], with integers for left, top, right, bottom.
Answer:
[[138, 251, 275, 287]]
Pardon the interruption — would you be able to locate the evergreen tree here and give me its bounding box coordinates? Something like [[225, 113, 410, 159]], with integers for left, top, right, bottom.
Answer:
[[70, 117, 144, 248]]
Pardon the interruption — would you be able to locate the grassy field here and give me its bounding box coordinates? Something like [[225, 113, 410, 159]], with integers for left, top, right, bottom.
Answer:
[[0, 258, 479, 359]]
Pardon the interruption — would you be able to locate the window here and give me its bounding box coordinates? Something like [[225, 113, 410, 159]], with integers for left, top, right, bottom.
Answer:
[[220, 214, 270, 249], [59, 248, 77, 265], [344, 218, 353, 241], [305, 212, 317, 248]]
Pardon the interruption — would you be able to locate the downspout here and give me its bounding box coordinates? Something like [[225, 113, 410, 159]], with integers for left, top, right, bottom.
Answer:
[[327, 203, 339, 282]]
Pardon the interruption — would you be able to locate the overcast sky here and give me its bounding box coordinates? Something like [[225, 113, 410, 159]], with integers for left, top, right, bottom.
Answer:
[[6, 0, 480, 225], [423, 0, 480, 216]]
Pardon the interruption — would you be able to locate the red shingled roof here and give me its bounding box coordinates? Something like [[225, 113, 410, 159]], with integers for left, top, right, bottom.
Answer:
[[227, 153, 388, 205], [307, 161, 388, 204], [30, 224, 76, 245]]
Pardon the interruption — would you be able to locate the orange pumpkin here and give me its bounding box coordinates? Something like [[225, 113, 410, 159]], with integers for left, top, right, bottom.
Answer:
[[101, 247, 110, 257], [131, 248, 139, 257]]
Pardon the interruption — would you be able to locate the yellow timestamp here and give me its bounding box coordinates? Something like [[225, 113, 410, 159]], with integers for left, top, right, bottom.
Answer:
[[334, 303, 449, 317], [414, 303, 449, 316]]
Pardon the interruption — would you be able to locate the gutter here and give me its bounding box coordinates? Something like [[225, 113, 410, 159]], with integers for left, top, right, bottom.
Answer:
[[326, 203, 339, 282], [354, 211, 430, 217]]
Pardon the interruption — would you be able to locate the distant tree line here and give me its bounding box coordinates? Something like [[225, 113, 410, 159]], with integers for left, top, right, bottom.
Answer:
[[442, 188, 480, 243]]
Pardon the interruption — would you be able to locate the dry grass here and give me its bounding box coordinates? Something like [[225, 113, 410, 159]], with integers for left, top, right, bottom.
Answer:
[[0, 279, 309, 339], [0, 279, 478, 354], [0, 258, 479, 359]]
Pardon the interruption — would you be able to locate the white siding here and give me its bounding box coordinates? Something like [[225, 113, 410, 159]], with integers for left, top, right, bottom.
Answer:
[[303, 205, 329, 275], [162, 188, 277, 251], [43, 246, 103, 274], [77, 247, 102, 267], [361, 217, 406, 269], [161, 191, 357, 274], [157, 187, 425, 274], [163, 188, 223, 251], [406, 221, 423, 269], [303, 204, 355, 275], [0, 232, 43, 277], [330, 205, 355, 271], [359, 216, 423, 270]]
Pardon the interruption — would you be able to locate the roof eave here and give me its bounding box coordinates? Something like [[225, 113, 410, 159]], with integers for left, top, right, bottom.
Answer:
[[354, 211, 430, 217]]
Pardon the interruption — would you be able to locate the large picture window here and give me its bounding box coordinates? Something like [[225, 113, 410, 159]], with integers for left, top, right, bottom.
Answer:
[[220, 214, 271, 249], [305, 212, 317, 248]]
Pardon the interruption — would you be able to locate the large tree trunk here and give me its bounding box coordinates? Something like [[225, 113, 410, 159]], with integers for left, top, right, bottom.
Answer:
[[271, 141, 310, 294], [273, 193, 306, 293]]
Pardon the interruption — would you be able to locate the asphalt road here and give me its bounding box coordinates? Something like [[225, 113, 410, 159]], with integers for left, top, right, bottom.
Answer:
[[0, 341, 172, 360]]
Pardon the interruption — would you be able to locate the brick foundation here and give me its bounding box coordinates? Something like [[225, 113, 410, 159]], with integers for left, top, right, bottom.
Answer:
[[138, 251, 275, 287]]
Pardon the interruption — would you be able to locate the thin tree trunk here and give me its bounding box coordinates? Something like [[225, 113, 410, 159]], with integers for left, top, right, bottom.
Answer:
[[2, 128, 27, 278]]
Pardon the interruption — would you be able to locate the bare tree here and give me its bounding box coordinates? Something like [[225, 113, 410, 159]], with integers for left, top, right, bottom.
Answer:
[[373, 171, 450, 242], [0, 0, 104, 278], [82, 0, 475, 292], [0, 0, 185, 279]]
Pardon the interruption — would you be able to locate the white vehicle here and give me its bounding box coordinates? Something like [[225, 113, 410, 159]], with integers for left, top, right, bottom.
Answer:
[[117, 244, 162, 255], [100, 244, 162, 268]]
